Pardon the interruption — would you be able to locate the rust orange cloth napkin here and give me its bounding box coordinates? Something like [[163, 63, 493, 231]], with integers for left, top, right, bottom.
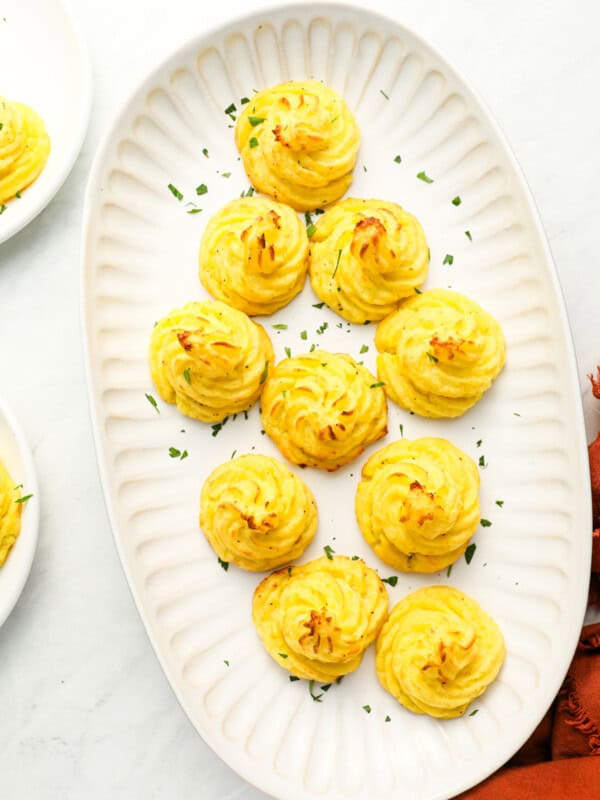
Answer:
[[457, 623, 600, 798], [456, 433, 600, 798]]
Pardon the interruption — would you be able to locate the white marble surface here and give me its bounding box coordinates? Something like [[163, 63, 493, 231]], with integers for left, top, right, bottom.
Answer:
[[0, 1, 599, 797]]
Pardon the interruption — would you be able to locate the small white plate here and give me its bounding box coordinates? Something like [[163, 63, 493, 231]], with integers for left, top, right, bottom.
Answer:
[[0, 395, 39, 628], [82, 3, 590, 799], [0, 0, 92, 245]]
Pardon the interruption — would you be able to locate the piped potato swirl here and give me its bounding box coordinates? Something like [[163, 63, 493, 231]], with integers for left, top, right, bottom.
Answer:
[[376, 586, 505, 718], [235, 81, 360, 211], [0, 459, 22, 567], [376, 289, 506, 418], [260, 351, 388, 471], [356, 437, 480, 573], [0, 97, 50, 204], [200, 454, 317, 571], [309, 198, 429, 323], [253, 555, 388, 681], [199, 196, 309, 316], [149, 300, 274, 422]]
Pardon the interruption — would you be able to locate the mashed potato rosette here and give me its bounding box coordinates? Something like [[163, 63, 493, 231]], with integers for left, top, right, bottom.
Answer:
[[309, 198, 429, 323], [0, 459, 22, 567], [200, 454, 317, 571], [235, 81, 360, 211], [260, 351, 387, 471], [149, 300, 274, 422], [253, 555, 388, 681], [198, 196, 309, 315], [376, 586, 505, 718], [0, 98, 50, 204], [376, 289, 506, 418], [356, 437, 480, 573]]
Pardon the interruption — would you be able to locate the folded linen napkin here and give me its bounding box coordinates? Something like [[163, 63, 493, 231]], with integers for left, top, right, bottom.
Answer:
[[455, 432, 600, 798]]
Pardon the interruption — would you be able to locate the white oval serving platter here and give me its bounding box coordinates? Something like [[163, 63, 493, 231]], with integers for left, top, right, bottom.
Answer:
[[81, 4, 591, 798], [0, 394, 39, 628], [0, 0, 92, 245]]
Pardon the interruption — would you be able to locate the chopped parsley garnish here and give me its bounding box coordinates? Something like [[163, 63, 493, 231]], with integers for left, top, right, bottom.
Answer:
[[0, 204, 6, 215], [464, 543, 477, 565], [514, 412, 521, 417], [289, 675, 300, 682], [186, 205, 202, 214], [380, 89, 389, 99], [393, 154, 401, 163], [381, 576, 398, 587], [183, 367, 191, 384], [385, 715, 391, 722], [300, 330, 307, 340], [306, 223, 316, 237], [196, 183, 208, 195], [15, 494, 33, 504], [496, 500, 504, 507], [452, 196, 462, 206], [417, 171, 434, 183], [309, 681, 323, 702], [15, 191, 21, 199], [259, 361, 269, 384], [363, 705, 372, 713], [426, 352, 439, 363], [443, 254, 454, 265], [316, 322, 328, 335], [323, 545, 335, 560], [284, 346, 292, 358], [332, 248, 342, 278], [278, 653, 288, 659], [351, 555, 360, 561], [370, 381, 386, 388], [221, 172, 231, 178], [240, 186, 255, 197], [469, 709, 479, 716], [476, 439, 482, 447], [224, 102, 236, 115], [309, 343, 317, 352], [360, 344, 369, 354], [202, 147, 209, 157], [231, 450, 237, 459], [248, 115, 265, 126], [145, 393, 159, 413], [480, 518, 492, 527], [446, 564, 453, 577], [211, 416, 229, 437], [399, 424, 404, 437], [415, 287, 423, 294], [246, 135, 259, 150], [478, 455, 487, 468], [272, 323, 288, 330], [465, 230, 472, 241], [321, 683, 332, 692], [240, 96, 250, 105], [218, 556, 229, 571], [167, 183, 183, 201], [312, 302, 325, 309], [224, 660, 230, 666], [168, 447, 188, 459]]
